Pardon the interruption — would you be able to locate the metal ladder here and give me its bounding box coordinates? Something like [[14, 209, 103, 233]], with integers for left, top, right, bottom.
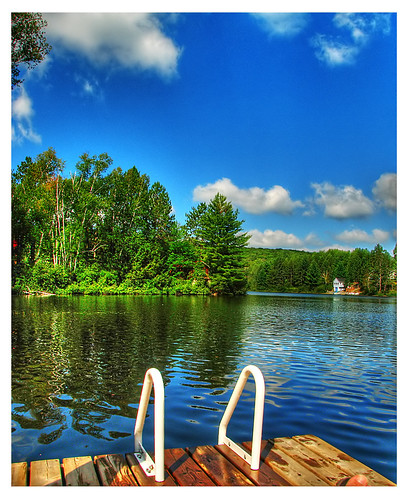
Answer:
[[133, 368, 165, 482], [218, 364, 265, 470], [133, 364, 265, 482]]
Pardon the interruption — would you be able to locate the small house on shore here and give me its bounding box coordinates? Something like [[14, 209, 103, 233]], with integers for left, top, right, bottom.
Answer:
[[333, 277, 346, 294]]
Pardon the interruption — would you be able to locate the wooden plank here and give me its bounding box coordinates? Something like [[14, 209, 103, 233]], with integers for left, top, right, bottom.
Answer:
[[11, 462, 28, 486], [94, 454, 138, 486], [126, 453, 177, 486], [12, 434, 396, 487], [215, 443, 291, 486], [273, 437, 350, 485], [188, 445, 254, 486], [164, 447, 216, 486], [63, 456, 100, 486], [30, 459, 63, 486], [293, 434, 396, 486], [242, 440, 329, 486]]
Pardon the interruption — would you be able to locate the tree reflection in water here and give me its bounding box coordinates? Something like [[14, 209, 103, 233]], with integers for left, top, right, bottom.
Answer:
[[12, 295, 245, 456]]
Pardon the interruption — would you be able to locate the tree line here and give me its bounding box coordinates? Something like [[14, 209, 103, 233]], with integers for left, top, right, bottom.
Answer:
[[244, 245, 396, 296], [12, 149, 249, 296], [12, 149, 396, 297]]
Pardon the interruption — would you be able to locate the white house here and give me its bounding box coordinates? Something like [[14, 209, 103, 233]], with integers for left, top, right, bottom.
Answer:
[[333, 277, 346, 293]]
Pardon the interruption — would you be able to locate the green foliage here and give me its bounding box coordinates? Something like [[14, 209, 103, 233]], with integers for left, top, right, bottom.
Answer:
[[12, 150, 214, 296], [12, 13, 51, 88], [15, 262, 71, 293], [167, 240, 197, 279], [185, 193, 250, 295], [243, 245, 396, 295], [369, 244, 392, 293]]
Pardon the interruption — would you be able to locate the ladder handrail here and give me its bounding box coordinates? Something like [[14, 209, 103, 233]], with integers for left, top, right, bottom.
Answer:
[[134, 368, 165, 482], [218, 365, 265, 470]]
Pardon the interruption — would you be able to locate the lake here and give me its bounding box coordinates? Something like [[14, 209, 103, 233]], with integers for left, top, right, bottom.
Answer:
[[11, 292, 397, 483]]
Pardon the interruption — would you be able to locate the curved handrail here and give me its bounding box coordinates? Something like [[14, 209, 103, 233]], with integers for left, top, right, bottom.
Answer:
[[218, 365, 265, 470], [134, 368, 165, 482]]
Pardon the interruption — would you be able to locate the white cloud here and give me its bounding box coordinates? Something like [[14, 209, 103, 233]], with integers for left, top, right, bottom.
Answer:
[[311, 182, 374, 219], [311, 35, 359, 66], [73, 74, 103, 99], [252, 13, 309, 37], [44, 13, 182, 78], [83, 80, 94, 94], [333, 13, 391, 40], [304, 233, 324, 248], [311, 13, 392, 67], [193, 178, 303, 215], [252, 13, 392, 66], [248, 229, 303, 249], [248, 229, 325, 250], [12, 88, 41, 144], [372, 173, 396, 211], [12, 90, 33, 121], [333, 14, 368, 42], [336, 228, 390, 244]]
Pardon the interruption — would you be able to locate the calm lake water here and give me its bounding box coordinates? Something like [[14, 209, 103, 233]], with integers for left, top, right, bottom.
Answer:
[[11, 292, 397, 483]]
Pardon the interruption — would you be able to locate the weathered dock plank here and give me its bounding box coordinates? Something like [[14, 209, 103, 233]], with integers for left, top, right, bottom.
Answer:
[[273, 436, 350, 485], [292, 434, 396, 486], [215, 442, 291, 486], [11, 462, 28, 486], [188, 444, 254, 486], [242, 440, 329, 486], [126, 452, 177, 486], [165, 447, 216, 486], [94, 454, 138, 486], [11, 435, 396, 487], [30, 459, 63, 486], [63, 456, 100, 486]]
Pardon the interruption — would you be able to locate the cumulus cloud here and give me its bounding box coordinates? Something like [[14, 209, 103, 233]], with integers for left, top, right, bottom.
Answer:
[[372, 173, 396, 211], [336, 228, 390, 244], [251, 13, 310, 37], [311, 182, 374, 219], [247, 229, 324, 250], [311, 13, 392, 66], [12, 88, 41, 144], [247, 229, 303, 249], [44, 13, 182, 78], [193, 178, 303, 215]]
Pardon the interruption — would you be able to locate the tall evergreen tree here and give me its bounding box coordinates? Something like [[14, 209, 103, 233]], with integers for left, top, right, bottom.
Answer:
[[185, 193, 250, 295], [347, 248, 370, 291], [305, 258, 323, 290], [369, 244, 391, 293]]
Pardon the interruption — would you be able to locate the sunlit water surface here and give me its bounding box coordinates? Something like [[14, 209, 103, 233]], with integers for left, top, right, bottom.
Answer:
[[11, 293, 396, 482]]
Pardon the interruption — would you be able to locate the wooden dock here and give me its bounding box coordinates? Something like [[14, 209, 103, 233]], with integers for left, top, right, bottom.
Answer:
[[11, 434, 395, 486]]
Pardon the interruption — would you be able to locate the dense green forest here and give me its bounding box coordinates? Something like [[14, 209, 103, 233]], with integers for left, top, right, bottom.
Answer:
[[12, 149, 249, 296], [12, 149, 396, 296], [243, 246, 396, 296]]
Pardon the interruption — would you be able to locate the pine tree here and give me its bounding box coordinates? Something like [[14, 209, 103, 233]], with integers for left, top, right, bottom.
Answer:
[[305, 259, 323, 291], [185, 193, 250, 295], [369, 244, 391, 293]]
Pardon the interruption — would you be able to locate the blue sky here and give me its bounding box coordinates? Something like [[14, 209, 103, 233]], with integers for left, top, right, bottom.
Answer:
[[10, 10, 398, 253]]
